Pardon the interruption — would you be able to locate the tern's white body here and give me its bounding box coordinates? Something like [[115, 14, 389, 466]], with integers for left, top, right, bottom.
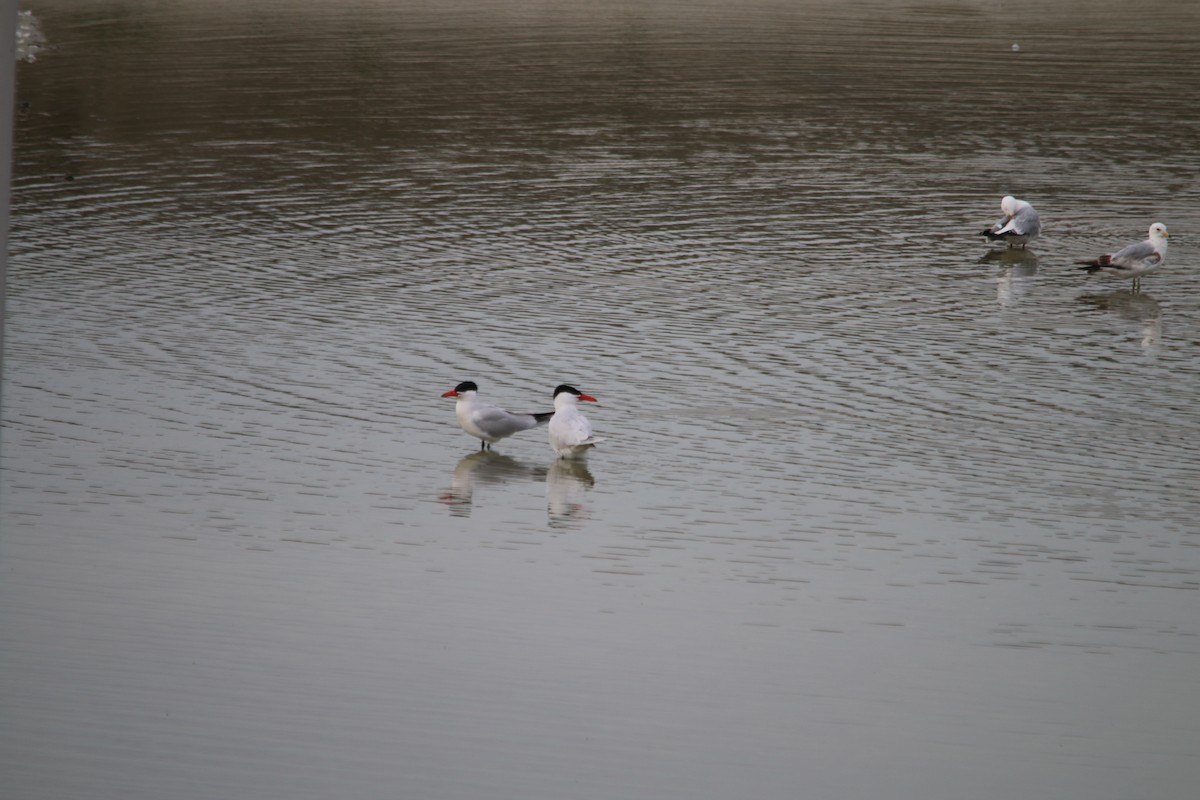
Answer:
[[983, 195, 1042, 249], [455, 391, 546, 444], [548, 391, 602, 459], [443, 383, 551, 450], [1078, 223, 1169, 291]]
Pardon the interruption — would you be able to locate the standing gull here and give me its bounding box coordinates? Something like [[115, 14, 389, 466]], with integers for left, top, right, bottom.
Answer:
[[1076, 223, 1169, 292], [981, 195, 1042, 249], [548, 385, 603, 459], [441, 381, 552, 451]]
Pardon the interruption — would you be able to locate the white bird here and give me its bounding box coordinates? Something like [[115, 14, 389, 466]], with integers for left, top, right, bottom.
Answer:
[[548, 384, 603, 459], [441, 381, 552, 451], [982, 195, 1042, 249], [1076, 223, 1169, 292]]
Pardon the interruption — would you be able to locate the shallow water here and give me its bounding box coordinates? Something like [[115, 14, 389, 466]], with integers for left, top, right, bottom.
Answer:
[[3, 1, 1200, 798]]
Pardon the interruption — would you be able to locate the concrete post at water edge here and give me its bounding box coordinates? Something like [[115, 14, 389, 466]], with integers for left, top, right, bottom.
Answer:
[[0, 0, 18, 410]]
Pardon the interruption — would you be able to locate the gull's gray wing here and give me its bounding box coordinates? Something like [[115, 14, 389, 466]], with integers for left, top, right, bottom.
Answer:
[[1110, 239, 1160, 267], [1009, 205, 1041, 237]]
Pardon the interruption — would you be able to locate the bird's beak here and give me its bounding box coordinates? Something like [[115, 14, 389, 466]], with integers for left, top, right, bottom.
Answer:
[[579, 394, 598, 402], [441, 390, 458, 398]]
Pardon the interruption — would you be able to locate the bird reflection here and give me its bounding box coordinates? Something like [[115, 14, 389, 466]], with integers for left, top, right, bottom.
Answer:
[[1077, 290, 1163, 353], [546, 458, 595, 529], [979, 248, 1038, 308], [439, 451, 544, 517]]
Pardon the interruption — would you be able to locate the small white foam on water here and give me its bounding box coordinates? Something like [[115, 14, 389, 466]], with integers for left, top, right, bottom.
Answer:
[[16, 10, 46, 63]]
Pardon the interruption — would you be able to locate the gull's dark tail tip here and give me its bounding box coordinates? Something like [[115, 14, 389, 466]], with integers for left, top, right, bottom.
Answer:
[[532, 412, 554, 425]]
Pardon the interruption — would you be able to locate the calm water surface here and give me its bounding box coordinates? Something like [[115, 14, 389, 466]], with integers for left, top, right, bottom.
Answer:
[[3, 1, 1199, 798]]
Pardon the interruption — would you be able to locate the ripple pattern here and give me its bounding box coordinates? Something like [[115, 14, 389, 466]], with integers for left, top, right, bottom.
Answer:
[[5, 0, 1200, 633]]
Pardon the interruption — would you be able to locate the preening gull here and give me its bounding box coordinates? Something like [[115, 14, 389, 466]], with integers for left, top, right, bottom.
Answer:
[[981, 195, 1042, 249], [1076, 223, 1169, 292]]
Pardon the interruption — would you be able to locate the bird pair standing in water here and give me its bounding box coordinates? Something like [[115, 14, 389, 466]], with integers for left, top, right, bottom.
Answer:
[[441, 381, 602, 459], [982, 195, 1169, 292]]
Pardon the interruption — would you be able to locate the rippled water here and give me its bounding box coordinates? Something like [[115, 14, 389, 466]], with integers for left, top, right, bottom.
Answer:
[[3, 1, 1200, 798]]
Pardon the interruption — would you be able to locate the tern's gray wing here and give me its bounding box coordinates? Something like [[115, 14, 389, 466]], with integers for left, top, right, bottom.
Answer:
[[472, 404, 540, 436]]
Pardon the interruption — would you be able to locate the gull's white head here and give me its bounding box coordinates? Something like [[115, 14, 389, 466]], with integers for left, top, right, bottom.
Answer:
[[1149, 222, 1169, 239], [1000, 195, 1019, 217]]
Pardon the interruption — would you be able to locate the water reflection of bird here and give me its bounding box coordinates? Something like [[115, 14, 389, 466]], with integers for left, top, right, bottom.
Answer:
[[439, 451, 544, 517], [981, 195, 1042, 249], [979, 248, 1039, 270], [546, 458, 595, 528], [1076, 223, 1169, 292], [980, 248, 1039, 307], [1077, 290, 1163, 352], [441, 380, 552, 451]]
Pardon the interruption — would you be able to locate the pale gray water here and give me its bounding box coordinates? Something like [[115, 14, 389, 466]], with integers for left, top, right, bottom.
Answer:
[[3, 1, 1199, 798]]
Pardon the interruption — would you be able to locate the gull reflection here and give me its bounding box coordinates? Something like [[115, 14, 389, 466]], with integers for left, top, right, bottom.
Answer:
[[1078, 290, 1163, 353], [546, 458, 595, 529], [979, 248, 1038, 307], [439, 451, 543, 517]]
